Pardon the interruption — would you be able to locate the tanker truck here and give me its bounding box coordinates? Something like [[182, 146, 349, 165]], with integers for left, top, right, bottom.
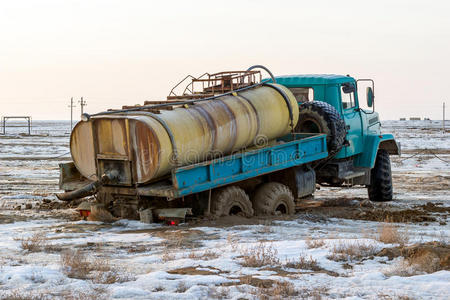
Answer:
[[57, 65, 400, 224]]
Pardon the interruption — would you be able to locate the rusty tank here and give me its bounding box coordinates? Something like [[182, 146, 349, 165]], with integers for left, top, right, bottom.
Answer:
[[69, 71, 299, 185]]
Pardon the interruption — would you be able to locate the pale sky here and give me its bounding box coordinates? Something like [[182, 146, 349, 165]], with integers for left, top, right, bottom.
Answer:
[[1, 0, 449, 120]]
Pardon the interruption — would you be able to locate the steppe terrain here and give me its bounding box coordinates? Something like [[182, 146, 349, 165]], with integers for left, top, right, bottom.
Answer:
[[0, 120, 449, 299]]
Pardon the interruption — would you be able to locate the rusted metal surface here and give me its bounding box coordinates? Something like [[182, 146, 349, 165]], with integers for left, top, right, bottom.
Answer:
[[58, 162, 91, 191], [69, 67, 299, 186]]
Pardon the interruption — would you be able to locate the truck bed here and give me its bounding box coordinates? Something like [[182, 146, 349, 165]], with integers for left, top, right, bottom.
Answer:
[[136, 133, 327, 199]]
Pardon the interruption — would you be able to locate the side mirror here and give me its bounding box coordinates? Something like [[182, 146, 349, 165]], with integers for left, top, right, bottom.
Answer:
[[366, 87, 374, 107], [342, 82, 355, 94]]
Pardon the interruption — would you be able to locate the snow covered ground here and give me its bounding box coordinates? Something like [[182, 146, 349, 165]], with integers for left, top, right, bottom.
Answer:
[[0, 120, 449, 299]]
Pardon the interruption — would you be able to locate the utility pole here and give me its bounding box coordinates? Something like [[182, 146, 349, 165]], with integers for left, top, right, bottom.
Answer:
[[68, 97, 76, 130], [79, 97, 87, 116], [444, 102, 446, 132]]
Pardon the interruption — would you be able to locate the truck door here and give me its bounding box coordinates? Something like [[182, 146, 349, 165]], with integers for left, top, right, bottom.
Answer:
[[340, 83, 363, 157]]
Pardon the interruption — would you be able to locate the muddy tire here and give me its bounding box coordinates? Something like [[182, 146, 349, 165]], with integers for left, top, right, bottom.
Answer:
[[211, 186, 254, 217], [296, 101, 346, 155], [368, 149, 393, 202], [252, 182, 295, 216]]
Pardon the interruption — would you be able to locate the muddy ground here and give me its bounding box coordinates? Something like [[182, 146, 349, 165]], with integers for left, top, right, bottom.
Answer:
[[0, 120, 449, 299]]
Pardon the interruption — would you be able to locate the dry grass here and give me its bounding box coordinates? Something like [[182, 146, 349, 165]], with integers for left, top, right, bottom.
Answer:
[[256, 280, 328, 300], [61, 249, 92, 279], [227, 276, 328, 299], [306, 237, 326, 249], [378, 241, 449, 277], [0, 290, 46, 300], [408, 251, 442, 273], [20, 233, 48, 252], [438, 231, 449, 245], [385, 251, 442, 277], [239, 242, 280, 267], [296, 286, 329, 300], [285, 253, 321, 271], [255, 225, 274, 234], [19, 233, 61, 253], [227, 234, 239, 251], [28, 272, 46, 284], [175, 282, 188, 293], [185, 249, 219, 260], [60, 249, 134, 283], [65, 287, 109, 300], [257, 281, 298, 299], [207, 285, 229, 299], [155, 230, 202, 249], [377, 220, 409, 245], [384, 259, 424, 277], [161, 248, 176, 262], [92, 268, 135, 284], [327, 241, 378, 262], [126, 244, 152, 253], [377, 293, 413, 300], [152, 286, 165, 292], [238, 275, 274, 288]]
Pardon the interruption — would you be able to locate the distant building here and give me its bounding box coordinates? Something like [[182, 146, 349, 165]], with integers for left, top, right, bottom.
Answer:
[[400, 118, 406, 121], [409, 117, 421, 120]]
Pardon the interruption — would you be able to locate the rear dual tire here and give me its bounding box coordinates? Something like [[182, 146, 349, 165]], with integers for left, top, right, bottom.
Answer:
[[252, 182, 295, 216], [210, 182, 295, 217], [211, 186, 254, 217]]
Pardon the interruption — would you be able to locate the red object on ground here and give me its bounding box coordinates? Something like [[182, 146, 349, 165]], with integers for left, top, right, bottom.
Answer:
[[79, 210, 91, 217]]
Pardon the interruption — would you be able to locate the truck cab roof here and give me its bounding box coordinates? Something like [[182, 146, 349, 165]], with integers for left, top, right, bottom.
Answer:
[[272, 74, 355, 87]]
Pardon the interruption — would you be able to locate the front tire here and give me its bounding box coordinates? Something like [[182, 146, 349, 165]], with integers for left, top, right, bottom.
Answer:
[[368, 149, 393, 202]]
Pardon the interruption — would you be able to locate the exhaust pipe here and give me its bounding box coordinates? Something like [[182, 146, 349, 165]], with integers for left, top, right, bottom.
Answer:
[[56, 180, 101, 201]]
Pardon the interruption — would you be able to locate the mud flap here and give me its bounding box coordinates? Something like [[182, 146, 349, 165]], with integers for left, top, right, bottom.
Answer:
[[153, 208, 193, 225], [294, 166, 316, 198]]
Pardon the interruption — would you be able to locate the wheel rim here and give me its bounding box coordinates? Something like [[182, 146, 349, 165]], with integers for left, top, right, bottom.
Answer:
[[275, 203, 287, 214], [229, 205, 243, 215], [299, 119, 321, 133]]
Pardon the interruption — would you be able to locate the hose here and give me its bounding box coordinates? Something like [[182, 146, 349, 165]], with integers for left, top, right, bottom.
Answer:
[[247, 65, 277, 83], [55, 180, 101, 201]]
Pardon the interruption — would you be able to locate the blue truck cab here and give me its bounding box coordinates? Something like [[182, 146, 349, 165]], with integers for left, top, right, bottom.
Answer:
[[271, 74, 400, 191]]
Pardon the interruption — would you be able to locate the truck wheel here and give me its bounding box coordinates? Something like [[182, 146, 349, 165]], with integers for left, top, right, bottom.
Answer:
[[252, 182, 295, 216], [211, 186, 254, 217], [368, 149, 393, 202], [296, 101, 346, 155]]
